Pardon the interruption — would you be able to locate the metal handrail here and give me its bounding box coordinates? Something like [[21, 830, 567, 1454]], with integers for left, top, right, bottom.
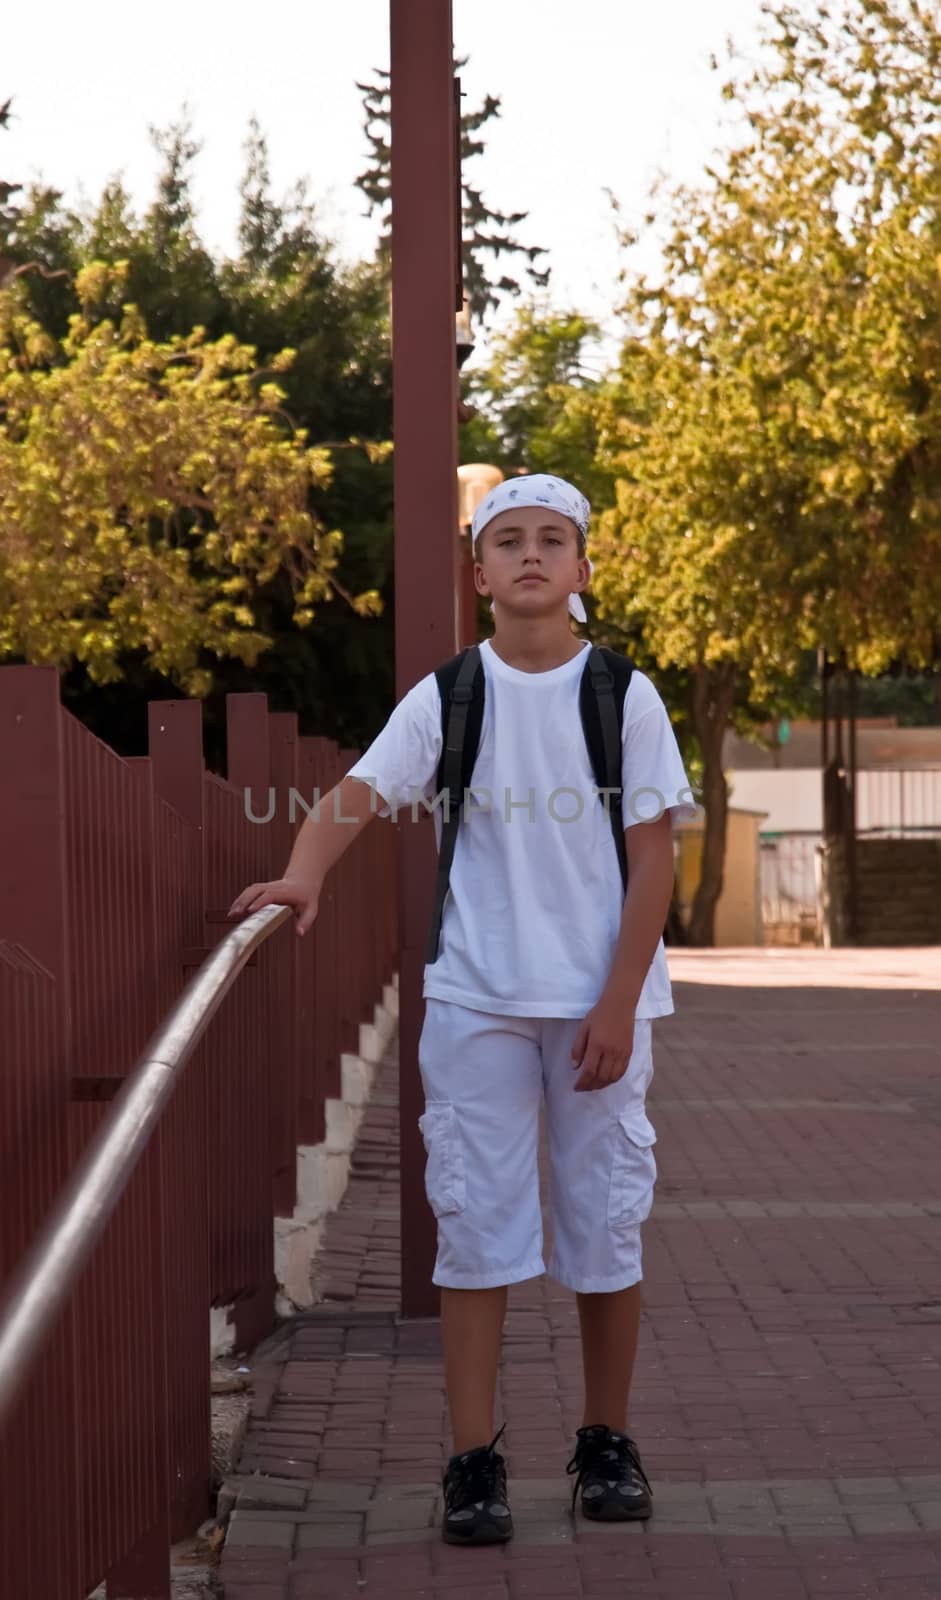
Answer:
[[0, 902, 293, 1427]]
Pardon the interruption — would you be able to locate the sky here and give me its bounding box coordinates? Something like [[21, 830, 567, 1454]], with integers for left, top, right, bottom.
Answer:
[[5, 0, 774, 357]]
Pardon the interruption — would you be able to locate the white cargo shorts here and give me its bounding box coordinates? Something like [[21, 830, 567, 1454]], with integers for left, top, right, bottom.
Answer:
[[417, 999, 658, 1294]]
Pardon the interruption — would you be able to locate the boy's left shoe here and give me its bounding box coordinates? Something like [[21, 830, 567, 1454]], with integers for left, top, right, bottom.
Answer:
[[566, 1425, 653, 1521]]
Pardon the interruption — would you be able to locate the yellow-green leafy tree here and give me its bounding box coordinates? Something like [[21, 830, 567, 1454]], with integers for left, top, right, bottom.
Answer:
[[0, 262, 380, 697], [593, 0, 941, 944]]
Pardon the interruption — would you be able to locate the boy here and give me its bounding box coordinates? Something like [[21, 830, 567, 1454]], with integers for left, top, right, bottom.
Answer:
[[228, 473, 694, 1546]]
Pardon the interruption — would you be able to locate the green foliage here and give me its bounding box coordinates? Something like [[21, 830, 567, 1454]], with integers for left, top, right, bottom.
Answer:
[[1, 110, 396, 753], [854, 670, 940, 727], [463, 306, 605, 481], [0, 265, 378, 696], [596, 0, 941, 686], [584, 0, 941, 939], [0, 95, 20, 270], [355, 62, 549, 322]]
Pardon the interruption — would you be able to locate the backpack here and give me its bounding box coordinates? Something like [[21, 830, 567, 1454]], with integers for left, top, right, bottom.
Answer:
[[425, 644, 634, 964]]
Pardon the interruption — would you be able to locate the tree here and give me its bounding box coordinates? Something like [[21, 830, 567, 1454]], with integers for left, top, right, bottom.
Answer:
[[0, 98, 76, 331], [461, 306, 605, 475], [220, 118, 396, 750], [1, 112, 397, 755], [0, 96, 19, 285], [0, 263, 380, 696], [355, 63, 549, 321], [592, 0, 941, 943], [458, 303, 715, 779]]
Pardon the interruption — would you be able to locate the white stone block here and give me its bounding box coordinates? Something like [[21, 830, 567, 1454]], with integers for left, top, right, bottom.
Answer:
[[296, 1143, 330, 1219], [326, 1150, 350, 1209], [269, 986, 397, 1313], [274, 1214, 325, 1310], [210, 1304, 235, 1360], [326, 1095, 365, 1154], [373, 1001, 395, 1043], [342, 1053, 376, 1107], [358, 1020, 384, 1064], [295, 1141, 351, 1220]]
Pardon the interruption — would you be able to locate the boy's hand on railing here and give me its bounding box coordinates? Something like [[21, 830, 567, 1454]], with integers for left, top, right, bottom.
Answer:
[[227, 877, 320, 937]]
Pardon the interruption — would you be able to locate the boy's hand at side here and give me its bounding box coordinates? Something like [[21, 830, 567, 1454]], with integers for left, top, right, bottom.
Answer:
[[227, 876, 320, 937], [571, 992, 636, 1092]]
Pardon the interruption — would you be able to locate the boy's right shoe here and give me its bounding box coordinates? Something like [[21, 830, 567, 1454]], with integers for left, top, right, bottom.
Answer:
[[441, 1424, 514, 1545]]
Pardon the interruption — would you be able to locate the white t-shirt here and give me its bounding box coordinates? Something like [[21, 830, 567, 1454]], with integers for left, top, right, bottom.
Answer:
[[346, 637, 696, 1020]]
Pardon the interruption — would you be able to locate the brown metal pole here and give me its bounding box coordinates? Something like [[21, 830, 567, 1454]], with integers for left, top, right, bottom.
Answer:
[[390, 0, 459, 1319]]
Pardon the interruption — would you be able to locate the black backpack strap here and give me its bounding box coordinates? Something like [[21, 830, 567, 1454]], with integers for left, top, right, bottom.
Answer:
[[579, 646, 634, 897], [425, 646, 484, 964]]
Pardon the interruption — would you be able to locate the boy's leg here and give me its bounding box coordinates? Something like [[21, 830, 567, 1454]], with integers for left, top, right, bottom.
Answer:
[[542, 1017, 657, 1520], [576, 1283, 641, 1432], [541, 1018, 656, 1416], [417, 1002, 544, 1454], [441, 1285, 508, 1453]]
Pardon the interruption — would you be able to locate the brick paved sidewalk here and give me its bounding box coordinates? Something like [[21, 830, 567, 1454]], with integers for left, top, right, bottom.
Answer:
[[220, 949, 941, 1599]]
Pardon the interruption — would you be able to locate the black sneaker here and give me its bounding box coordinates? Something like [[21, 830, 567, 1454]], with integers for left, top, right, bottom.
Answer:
[[566, 1424, 653, 1521], [441, 1424, 514, 1545]]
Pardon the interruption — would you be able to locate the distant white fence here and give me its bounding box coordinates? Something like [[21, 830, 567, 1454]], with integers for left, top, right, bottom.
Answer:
[[856, 768, 941, 832], [760, 834, 820, 941], [759, 767, 941, 942]]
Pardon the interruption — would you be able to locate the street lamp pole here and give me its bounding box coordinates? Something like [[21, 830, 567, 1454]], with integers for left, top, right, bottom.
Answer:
[[390, 0, 460, 1318], [457, 462, 504, 647]]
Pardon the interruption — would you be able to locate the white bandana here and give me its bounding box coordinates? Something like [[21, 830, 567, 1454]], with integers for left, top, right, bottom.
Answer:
[[471, 473, 592, 623]]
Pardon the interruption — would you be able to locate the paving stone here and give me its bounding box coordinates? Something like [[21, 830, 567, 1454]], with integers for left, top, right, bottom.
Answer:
[[574, 1517, 649, 1537], [363, 1525, 437, 1545], [512, 1478, 572, 1501], [780, 1518, 856, 1539], [847, 1507, 922, 1535], [912, 1502, 941, 1530], [835, 1476, 904, 1501], [369, 1481, 440, 1501], [710, 1485, 775, 1511], [899, 1475, 941, 1499], [657, 1503, 715, 1526], [296, 1523, 367, 1549], [235, 1480, 308, 1512], [225, 1516, 296, 1550], [306, 1479, 375, 1507], [366, 1496, 436, 1533], [770, 1484, 843, 1511], [295, 1507, 364, 1524], [656, 1482, 714, 1503], [512, 1523, 578, 1546]]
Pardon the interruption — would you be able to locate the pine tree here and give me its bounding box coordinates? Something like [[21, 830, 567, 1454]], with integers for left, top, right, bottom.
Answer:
[[0, 98, 17, 285], [0, 98, 77, 329], [355, 61, 549, 322], [237, 116, 284, 274]]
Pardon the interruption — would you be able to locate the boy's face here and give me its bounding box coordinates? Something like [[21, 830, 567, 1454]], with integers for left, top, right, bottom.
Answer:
[[473, 505, 589, 618]]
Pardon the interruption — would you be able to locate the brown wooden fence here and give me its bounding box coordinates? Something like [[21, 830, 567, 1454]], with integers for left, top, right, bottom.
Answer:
[[0, 664, 398, 1599]]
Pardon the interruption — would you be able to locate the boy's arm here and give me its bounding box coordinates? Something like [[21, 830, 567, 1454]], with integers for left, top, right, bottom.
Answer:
[[571, 812, 675, 1091], [602, 812, 676, 1009], [227, 774, 380, 937], [283, 775, 379, 887]]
